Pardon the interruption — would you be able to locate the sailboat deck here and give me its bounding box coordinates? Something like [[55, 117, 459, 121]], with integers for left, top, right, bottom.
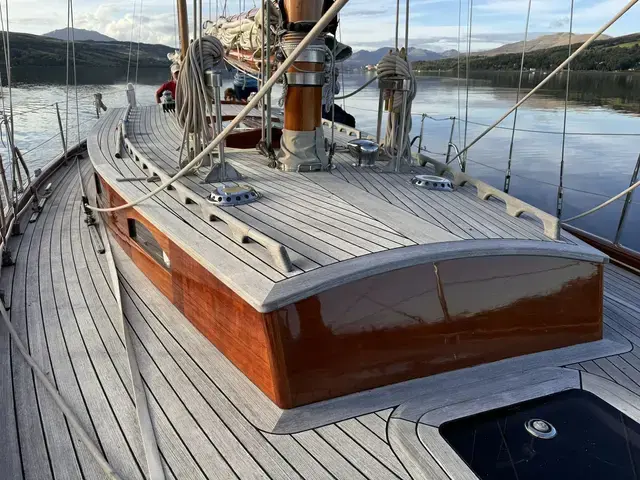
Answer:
[[87, 107, 601, 311], [2, 154, 640, 479]]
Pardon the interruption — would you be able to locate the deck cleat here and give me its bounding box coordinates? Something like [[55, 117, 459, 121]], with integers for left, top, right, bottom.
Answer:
[[411, 174, 454, 191], [207, 184, 260, 207]]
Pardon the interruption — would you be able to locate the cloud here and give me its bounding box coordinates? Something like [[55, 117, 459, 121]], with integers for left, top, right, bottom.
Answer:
[[6, 0, 640, 52], [548, 16, 569, 29]]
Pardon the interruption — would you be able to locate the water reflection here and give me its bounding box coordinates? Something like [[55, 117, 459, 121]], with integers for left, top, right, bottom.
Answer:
[[6, 67, 640, 251]]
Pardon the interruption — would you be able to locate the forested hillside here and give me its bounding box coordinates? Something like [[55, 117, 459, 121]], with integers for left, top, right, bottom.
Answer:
[[1, 32, 173, 67], [414, 33, 640, 72]]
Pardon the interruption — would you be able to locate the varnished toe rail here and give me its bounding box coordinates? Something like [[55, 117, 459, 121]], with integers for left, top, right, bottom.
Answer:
[[417, 153, 560, 240], [120, 114, 295, 274]]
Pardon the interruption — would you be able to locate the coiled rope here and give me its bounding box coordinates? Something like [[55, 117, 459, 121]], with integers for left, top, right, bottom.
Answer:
[[377, 49, 416, 160], [175, 36, 225, 135], [86, 0, 351, 214]]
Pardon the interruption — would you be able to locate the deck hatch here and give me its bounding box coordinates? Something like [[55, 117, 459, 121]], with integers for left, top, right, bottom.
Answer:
[[440, 389, 640, 480]]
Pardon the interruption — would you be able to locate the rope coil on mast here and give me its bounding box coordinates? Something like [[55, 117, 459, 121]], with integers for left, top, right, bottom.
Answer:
[[86, 0, 351, 213], [377, 49, 417, 160], [174, 36, 225, 134]]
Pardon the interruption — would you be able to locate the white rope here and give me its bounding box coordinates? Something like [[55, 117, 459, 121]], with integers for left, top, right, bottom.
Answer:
[[175, 36, 224, 134], [86, 0, 351, 213], [377, 50, 417, 160], [564, 180, 640, 222], [447, 0, 640, 167]]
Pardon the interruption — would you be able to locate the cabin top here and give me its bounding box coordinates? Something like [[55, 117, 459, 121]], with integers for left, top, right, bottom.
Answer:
[[88, 106, 606, 312]]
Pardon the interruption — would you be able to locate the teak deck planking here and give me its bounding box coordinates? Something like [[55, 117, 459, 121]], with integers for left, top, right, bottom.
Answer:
[[1, 156, 639, 479]]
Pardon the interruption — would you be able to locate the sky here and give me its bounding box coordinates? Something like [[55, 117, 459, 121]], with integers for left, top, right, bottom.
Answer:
[[7, 0, 640, 52]]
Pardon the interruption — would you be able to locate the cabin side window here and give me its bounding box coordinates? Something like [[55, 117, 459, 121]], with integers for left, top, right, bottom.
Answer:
[[127, 218, 171, 270]]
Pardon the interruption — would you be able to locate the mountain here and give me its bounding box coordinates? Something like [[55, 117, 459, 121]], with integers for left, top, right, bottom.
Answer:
[[412, 33, 640, 72], [2, 32, 173, 67], [478, 33, 611, 57], [43, 28, 116, 42], [440, 50, 459, 58], [345, 47, 442, 68]]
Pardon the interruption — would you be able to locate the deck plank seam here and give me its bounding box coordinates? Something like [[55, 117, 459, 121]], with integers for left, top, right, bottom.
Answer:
[[65, 167, 151, 479], [36, 164, 106, 480], [247, 199, 389, 253], [78, 180, 207, 480], [334, 422, 409, 480], [13, 162, 84, 480], [223, 173, 412, 247], [3, 162, 79, 478], [354, 416, 389, 444], [313, 426, 398, 480], [118, 288, 271, 478], [238, 203, 357, 260], [261, 432, 339, 480], [295, 430, 368, 480]]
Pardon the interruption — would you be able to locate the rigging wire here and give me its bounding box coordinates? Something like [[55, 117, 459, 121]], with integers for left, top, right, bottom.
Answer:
[[446, 0, 640, 168], [69, 0, 81, 156], [503, 0, 532, 193], [65, 0, 71, 169], [0, 0, 11, 202], [338, 22, 346, 110], [456, 0, 462, 147], [334, 75, 379, 100], [135, 0, 144, 87], [174, 0, 178, 48], [394, 0, 400, 49], [565, 179, 640, 222], [2, 0, 16, 207], [557, 0, 575, 218], [462, 0, 473, 171], [126, 0, 137, 85]]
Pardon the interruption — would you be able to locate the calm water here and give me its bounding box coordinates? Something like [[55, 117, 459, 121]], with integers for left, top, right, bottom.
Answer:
[[7, 67, 640, 251]]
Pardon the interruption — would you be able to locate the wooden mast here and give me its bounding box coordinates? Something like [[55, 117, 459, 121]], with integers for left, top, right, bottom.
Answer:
[[177, 0, 190, 58], [282, 0, 325, 132]]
